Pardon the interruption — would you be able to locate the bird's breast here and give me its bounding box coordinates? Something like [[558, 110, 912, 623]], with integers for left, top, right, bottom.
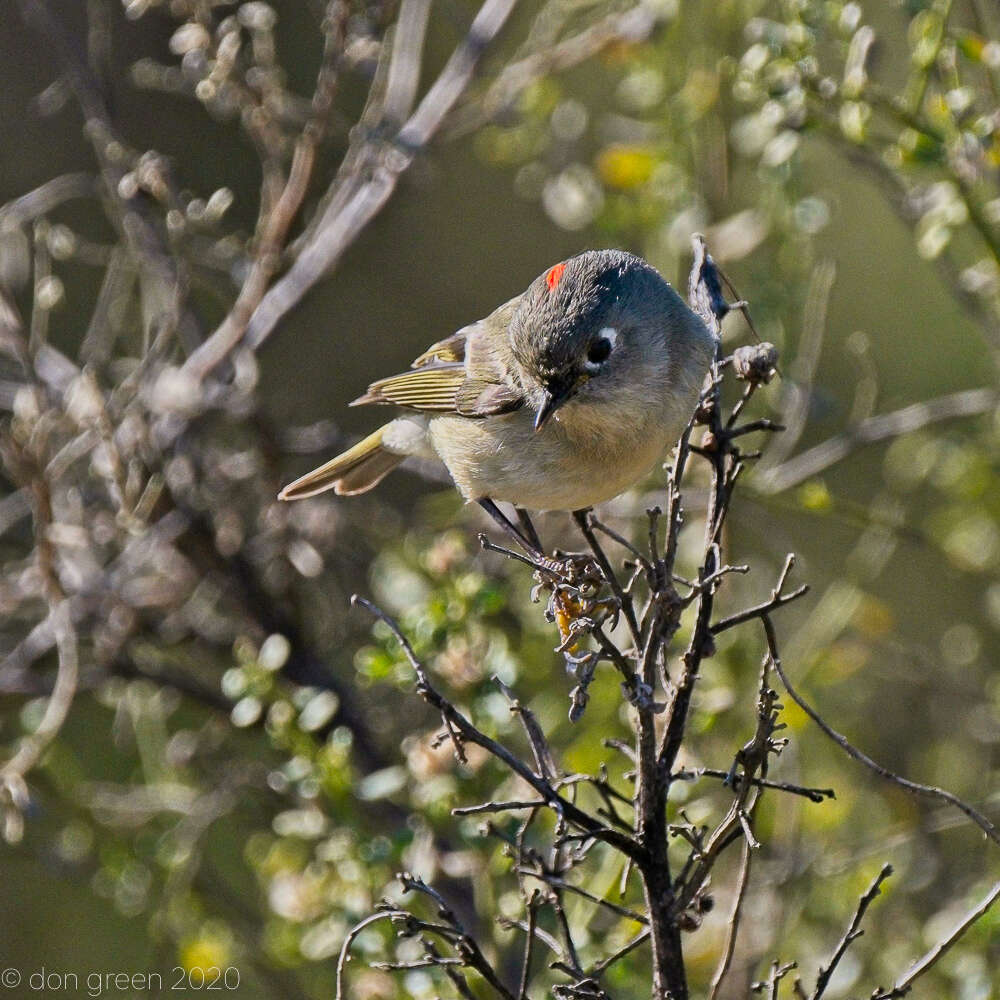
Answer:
[[428, 396, 682, 511]]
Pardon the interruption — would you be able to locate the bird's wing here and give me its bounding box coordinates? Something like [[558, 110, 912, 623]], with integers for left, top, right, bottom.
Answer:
[[409, 294, 519, 367], [350, 363, 468, 411], [410, 332, 467, 367], [351, 296, 525, 417]]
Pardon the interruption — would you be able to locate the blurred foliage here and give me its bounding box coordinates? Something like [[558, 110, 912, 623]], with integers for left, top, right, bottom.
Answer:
[[1, 0, 999, 998]]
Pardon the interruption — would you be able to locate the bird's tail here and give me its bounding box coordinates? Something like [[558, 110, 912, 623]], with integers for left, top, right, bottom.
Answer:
[[278, 426, 403, 500]]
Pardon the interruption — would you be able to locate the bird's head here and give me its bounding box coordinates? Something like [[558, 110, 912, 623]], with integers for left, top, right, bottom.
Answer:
[[509, 250, 708, 431]]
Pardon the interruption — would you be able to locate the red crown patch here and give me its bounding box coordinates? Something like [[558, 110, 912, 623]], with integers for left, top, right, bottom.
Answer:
[[545, 262, 567, 291]]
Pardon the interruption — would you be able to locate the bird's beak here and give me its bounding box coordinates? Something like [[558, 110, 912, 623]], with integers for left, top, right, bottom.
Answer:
[[533, 377, 575, 432]]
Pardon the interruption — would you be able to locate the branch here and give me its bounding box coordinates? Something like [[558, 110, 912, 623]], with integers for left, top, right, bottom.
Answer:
[[447, 4, 660, 135], [182, 2, 348, 379], [226, 0, 520, 360], [589, 929, 651, 977], [0, 172, 98, 228], [672, 768, 834, 804], [756, 388, 998, 494], [870, 878, 1000, 999], [19, 0, 201, 353], [0, 600, 78, 843], [710, 554, 809, 635], [574, 508, 641, 646], [763, 617, 1000, 845], [517, 868, 648, 925], [707, 837, 753, 1000], [351, 596, 642, 860], [495, 675, 558, 782], [335, 911, 410, 1000], [811, 864, 892, 1000], [398, 873, 517, 1000]]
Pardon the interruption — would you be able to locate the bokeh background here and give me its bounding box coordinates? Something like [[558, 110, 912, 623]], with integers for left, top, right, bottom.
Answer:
[[0, 1, 998, 997]]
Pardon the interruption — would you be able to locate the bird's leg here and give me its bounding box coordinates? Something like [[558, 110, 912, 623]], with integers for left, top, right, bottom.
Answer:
[[515, 507, 543, 553], [477, 498, 542, 557], [573, 507, 636, 637], [478, 500, 600, 586]]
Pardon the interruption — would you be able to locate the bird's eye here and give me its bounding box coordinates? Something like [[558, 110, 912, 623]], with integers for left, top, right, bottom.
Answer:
[[587, 337, 613, 365]]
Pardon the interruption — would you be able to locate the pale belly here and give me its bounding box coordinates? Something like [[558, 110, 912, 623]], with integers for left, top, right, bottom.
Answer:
[[428, 406, 679, 511]]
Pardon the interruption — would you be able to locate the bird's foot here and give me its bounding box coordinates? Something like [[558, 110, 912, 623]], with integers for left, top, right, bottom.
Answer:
[[539, 551, 604, 588]]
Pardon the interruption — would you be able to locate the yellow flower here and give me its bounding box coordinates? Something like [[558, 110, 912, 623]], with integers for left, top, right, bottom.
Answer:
[[179, 931, 231, 975], [597, 145, 657, 190]]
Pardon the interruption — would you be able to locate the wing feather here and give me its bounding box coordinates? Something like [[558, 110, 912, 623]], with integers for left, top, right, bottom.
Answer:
[[351, 365, 467, 411], [352, 296, 525, 416], [411, 332, 467, 367]]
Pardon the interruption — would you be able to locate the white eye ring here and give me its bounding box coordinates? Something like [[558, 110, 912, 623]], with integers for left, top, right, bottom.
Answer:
[[584, 327, 619, 370], [598, 327, 620, 348]]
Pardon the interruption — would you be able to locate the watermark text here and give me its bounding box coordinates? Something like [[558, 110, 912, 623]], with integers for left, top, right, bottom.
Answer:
[[0, 965, 241, 996]]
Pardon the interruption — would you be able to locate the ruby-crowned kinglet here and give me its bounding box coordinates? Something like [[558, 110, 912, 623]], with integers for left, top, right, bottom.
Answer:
[[279, 250, 714, 519]]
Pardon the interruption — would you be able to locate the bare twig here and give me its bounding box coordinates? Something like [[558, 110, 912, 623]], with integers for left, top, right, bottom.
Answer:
[[182, 2, 348, 380], [870, 878, 1000, 999], [452, 799, 547, 816], [710, 554, 809, 634], [19, 0, 201, 353], [399, 873, 518, 1000], [753, 960, 798, 999], [232, 0, 520, 358], [756, 388, 998, 494], [517, 868, 649, 924], [811, 864, 893, 1000], [763, 617, 1000, 846], [707, 837, 753, 1000], [517, 892, 540, 1000], [589, 929, 651, 977], [0, 600, 78, 843], [672, 768, 834, 803], [351, 596, 642, 860], [495, 675, 558, 782], [574, 508, 641, 645], [335, 911, 410, 1000]]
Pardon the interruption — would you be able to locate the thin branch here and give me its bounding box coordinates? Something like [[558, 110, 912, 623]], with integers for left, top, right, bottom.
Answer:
[[763, 616, 1000, 845], [452, 799, 547, 816], [399, 873, 518, 1000], [574, 508, 641, 647], [236, 0, 520, 356], [811, 864, 892, 1000], [0, 600, 78, 843], [381, 0, 434, 124], [335, 911, 409, 1000], [711, 554, 809, 635], [870, 878, 1000, 999], [183, 2, 348, 379], [0, 172, 98, 228], [495, 675, 558, 782], [497, 915, 567, 967], [589, 930, 651, 977], [753, 960, 798, 999], [19, 0, 201, 353], [672, 768, 834, 804], [707, 837, 753, 1000], [756, 388, 998, 494], [517, 869, 649, 924], [352, 596, 642, 860], [517, 892, 539, 1000]]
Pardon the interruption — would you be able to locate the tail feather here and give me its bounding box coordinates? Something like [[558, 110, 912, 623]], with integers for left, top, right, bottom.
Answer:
[[278, 426, 403, 500]]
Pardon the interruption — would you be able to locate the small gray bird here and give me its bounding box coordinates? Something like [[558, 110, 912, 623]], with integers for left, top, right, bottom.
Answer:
[[279, 250, 714, 543]]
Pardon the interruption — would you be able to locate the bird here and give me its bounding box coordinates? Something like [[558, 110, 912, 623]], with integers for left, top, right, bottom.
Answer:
[[278, 249, 715, 552]]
